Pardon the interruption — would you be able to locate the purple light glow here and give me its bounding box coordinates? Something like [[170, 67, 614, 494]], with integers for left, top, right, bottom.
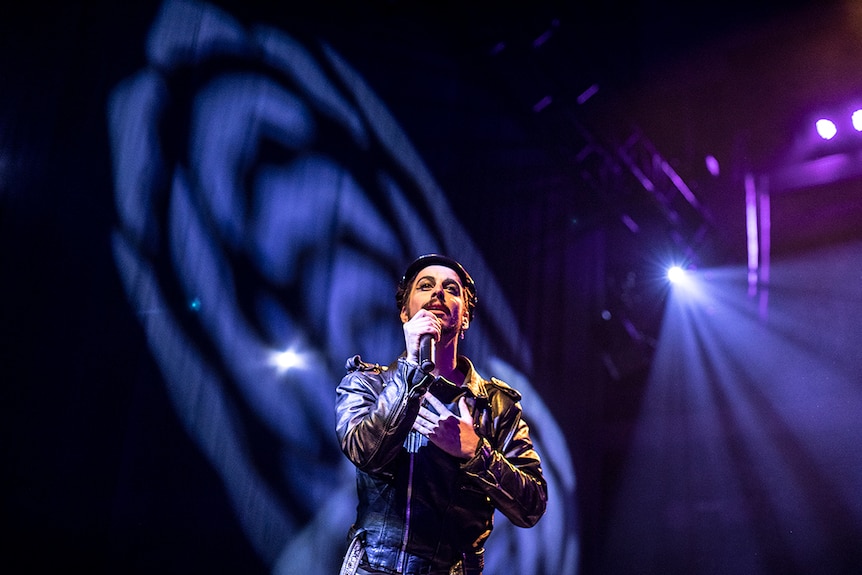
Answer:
[[851, 109, 862, 131], [815, 118, 837, 140], [532, 95, 552, 113], [705, 155, 720, 177], [745, 174, 758, 278]]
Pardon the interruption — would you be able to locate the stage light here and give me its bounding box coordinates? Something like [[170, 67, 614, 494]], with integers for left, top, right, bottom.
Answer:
[[667, 265, 686, 284], [705, 155, 720, 177], [270, 347, 305, 373], [852, 109, 862, 131], [815, 118, 837, 140]]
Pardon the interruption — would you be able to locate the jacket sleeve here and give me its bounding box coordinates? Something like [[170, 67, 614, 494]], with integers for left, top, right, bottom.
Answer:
[[461, 395, 548, 528], [335, 358, 432, 474]]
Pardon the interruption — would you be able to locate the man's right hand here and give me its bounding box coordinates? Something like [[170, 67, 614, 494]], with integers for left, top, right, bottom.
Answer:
[[402, 309, 441, 363]]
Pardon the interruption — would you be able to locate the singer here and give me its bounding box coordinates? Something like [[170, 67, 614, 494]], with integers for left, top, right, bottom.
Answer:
[[335, 254, 547, 575]]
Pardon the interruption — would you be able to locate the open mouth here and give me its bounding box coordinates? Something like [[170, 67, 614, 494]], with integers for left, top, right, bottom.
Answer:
[[425, 304, 449, 315]]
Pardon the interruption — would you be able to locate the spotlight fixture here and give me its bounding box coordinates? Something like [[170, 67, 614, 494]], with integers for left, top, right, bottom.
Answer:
[[815, 118, 837, 140], [852, 109, 862, 132], [667, 265, 685, 284]]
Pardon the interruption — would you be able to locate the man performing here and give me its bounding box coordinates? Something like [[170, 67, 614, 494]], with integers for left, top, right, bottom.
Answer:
[[335, 254, 547, 575]]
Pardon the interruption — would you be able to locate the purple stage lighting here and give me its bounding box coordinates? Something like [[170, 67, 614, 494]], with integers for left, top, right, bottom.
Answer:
[[667, 265, 685, 284], [852, 109, 862, 131], [705, 155, 720, 177], [815, 118, 837, 140]]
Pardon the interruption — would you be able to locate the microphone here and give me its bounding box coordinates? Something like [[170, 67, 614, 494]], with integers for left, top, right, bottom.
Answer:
[[419, 334, 436, 373]]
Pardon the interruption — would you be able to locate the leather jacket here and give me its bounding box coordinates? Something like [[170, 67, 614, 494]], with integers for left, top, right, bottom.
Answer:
[[335, 355, 547, 574]]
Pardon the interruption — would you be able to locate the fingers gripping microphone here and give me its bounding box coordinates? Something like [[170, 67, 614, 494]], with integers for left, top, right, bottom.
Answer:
[[419, 334, 436, 373]]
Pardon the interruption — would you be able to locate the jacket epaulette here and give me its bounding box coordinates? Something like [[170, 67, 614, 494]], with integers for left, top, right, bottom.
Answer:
[[345, 354, 388, 374], [488, 377, 522, 401]]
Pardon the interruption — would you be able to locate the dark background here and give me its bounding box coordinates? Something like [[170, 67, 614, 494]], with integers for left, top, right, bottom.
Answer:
[[4, 1, 861, 573]]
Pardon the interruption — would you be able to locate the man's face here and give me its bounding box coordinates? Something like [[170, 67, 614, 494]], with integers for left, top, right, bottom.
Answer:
[[400, 265, 469, 337]]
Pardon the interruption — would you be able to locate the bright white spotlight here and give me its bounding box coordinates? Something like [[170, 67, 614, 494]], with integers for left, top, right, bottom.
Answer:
[[271, 348, 305, 373], [667, 265, 686, 284], [815, 118, 837, 140], [852, 109, 862, 132]]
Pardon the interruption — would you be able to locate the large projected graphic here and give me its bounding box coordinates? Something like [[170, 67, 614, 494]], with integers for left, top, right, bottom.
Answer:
[[108, 0, 578, 572]]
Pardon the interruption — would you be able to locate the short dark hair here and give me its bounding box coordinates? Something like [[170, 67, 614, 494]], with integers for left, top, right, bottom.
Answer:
[[396, 254, 477, 320]]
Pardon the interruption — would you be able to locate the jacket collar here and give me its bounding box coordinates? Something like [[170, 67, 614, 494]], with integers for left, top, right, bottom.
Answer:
[[457, 356, 488, 400]]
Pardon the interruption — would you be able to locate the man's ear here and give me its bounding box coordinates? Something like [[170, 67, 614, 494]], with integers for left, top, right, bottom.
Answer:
[[400, 307, 409, 323], [461, 317, 470, 331]]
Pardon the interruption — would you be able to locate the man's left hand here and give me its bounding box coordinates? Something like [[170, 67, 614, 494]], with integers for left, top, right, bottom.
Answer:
[[413, 394, 480, 459]]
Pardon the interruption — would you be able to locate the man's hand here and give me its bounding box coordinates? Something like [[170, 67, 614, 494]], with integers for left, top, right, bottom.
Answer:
[[412, 394, 479, 459], [402, 310, 441, 364]]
